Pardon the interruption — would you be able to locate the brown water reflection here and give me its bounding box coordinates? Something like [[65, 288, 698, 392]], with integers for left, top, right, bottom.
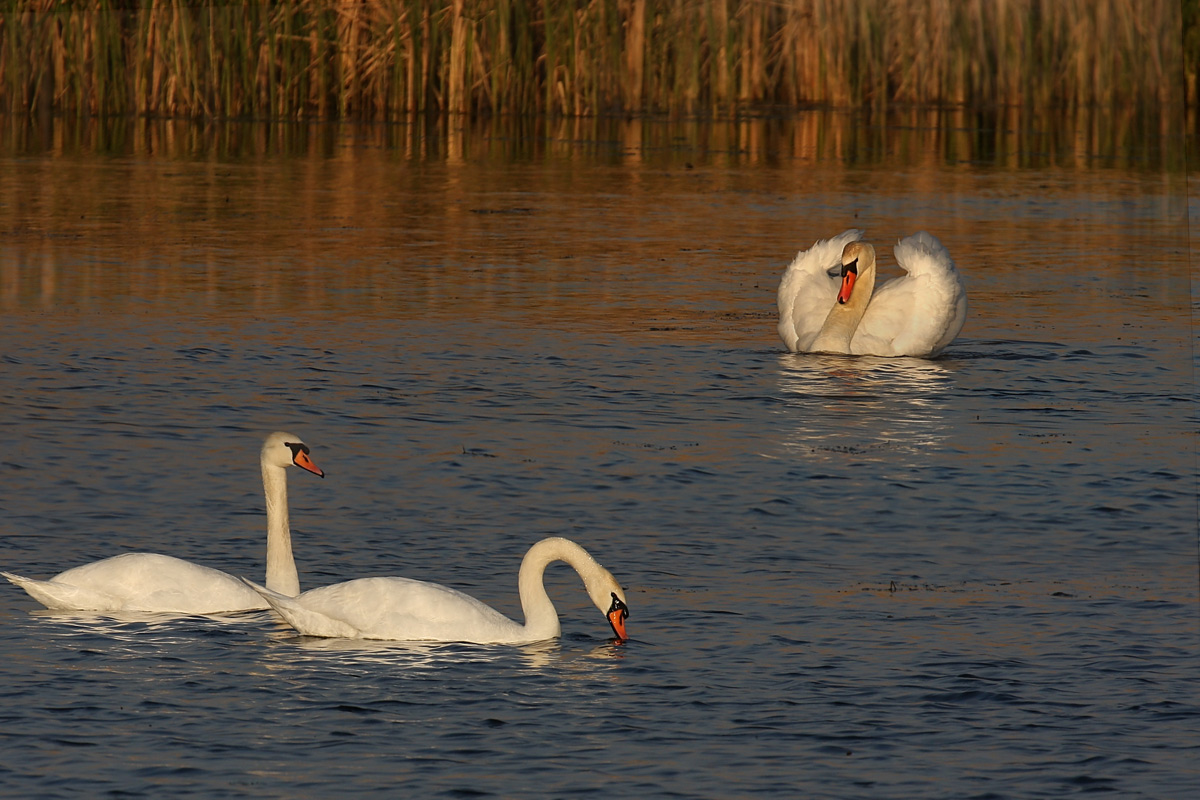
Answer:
[[2, 106, 1185, 170], [0, 110, 1187, 351]]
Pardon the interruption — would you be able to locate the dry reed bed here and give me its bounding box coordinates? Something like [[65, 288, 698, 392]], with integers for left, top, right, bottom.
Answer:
[[0, 0, 1186, 119]]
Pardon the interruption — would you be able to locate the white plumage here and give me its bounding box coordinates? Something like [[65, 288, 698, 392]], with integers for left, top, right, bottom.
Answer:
[[3, 431, 323, 613], [246, 537, 629, 645], [777, 229, 967, 357]]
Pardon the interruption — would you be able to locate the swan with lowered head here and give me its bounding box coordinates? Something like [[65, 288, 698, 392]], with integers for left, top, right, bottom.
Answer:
[[2, 431, 323, 613], [777, 229, 966, 357], [246, 536, 629, 644]]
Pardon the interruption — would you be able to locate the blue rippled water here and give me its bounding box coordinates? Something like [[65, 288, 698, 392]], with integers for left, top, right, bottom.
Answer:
[[0, 118, 1196, 798]]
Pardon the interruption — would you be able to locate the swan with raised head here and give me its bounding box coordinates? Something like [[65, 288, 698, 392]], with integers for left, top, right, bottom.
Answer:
[[777, 229, 967, 357], [2, 431, 323, 613], [246, 536, 629, 644]]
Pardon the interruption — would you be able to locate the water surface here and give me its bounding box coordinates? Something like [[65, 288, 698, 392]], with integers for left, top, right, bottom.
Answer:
[[0, 112, 1195, 798]]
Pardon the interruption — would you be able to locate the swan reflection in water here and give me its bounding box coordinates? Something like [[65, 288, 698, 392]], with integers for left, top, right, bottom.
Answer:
[[22, 608, 268, 655], [259, 626, 626, 674], [773, 353, 955, 460], [22, 608, 625, 676]]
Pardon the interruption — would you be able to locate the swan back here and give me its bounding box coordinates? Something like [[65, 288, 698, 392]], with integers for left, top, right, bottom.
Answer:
[[4, 554, 268, 613], [777, 229, 864, 352], [251, 576, 519, 641]]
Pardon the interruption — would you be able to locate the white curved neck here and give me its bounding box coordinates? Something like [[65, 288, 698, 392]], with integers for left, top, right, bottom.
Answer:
[[810, 253, 877, 353], [516, 537, 605, 641], [262, 461, 300, 596]]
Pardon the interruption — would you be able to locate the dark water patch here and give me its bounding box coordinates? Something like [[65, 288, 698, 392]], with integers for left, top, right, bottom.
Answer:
[[948, 337, 1064, 352]]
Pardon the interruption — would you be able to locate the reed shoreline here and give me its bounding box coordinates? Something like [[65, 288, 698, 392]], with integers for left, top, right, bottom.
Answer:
[[0, 1, 1190, 121]]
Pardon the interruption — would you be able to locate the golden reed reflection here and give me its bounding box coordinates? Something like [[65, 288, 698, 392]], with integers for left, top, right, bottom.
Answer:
[[1, 106, 1181, 169], [0, 110, 1185, 331]]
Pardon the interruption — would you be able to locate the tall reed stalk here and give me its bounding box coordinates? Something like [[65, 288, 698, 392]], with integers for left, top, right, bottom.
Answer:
[[0, 0, 1186, 120]]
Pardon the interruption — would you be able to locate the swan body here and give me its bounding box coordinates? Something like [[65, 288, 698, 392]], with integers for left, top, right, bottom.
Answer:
[[777, 229, 967, 357], [247, 536, 629, 644], [2, 431, 323, 614]]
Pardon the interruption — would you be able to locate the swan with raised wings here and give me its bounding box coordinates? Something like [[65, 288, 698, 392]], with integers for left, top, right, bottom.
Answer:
[[2, 431, 323, 613], [246, 536, 629, 644], [777, 229, 967, 357]]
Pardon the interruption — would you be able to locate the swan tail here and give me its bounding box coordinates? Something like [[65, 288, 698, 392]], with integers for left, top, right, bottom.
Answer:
[[241, 578, 360, 639], [2, 571, 124, 612]]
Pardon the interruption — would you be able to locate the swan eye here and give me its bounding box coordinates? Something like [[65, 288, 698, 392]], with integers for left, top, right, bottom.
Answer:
[[841, 259, 859, 277], [285, 442, 310, 458]]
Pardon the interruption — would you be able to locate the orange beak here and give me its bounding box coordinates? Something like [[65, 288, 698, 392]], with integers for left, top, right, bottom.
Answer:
[[837, 266, 857, 304], [293, 450, 324, 478], [606, 594, 629, 641]]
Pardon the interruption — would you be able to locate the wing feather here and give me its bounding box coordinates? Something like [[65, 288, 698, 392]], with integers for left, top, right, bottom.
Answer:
[[776, 229, 864, 352], [852, 232, 966, 357]]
